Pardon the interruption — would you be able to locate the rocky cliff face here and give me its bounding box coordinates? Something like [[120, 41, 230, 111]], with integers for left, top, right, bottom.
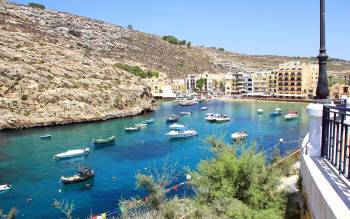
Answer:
[[0, 2, 154, 130]]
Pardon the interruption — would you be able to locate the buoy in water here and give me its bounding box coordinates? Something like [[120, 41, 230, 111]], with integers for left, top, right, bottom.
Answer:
[[58, 189, 62, 193], [186, 174, 192, 181]]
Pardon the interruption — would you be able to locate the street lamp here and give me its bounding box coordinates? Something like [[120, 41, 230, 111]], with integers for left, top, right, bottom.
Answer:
[[315, 0, 329, 99]]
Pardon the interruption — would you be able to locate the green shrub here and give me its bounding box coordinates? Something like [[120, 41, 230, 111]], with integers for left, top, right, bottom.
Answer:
[[28, 3, 45, 10], [218, 48, 225, 51], [114, 63, 159, 78], [21, 94, 28, 101]]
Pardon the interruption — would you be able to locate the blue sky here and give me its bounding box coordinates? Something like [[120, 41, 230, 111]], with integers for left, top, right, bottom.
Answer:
[[11, 0, 350, 60]]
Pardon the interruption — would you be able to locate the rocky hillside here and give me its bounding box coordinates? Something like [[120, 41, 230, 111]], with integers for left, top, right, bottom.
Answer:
[[0, 2, 349, 129]]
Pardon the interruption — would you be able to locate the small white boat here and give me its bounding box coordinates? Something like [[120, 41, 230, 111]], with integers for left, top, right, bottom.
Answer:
[[142, 119, 154, 124], [166, 129, 197, 138], [135, 123, 147, 128], [231, 131, 248, 141], [285, 112, 298, 120], [275, 108, 283, 112], [125, 126, 140, 132], [53, 148, 90, 159], [201, 107, 208, 111], [215, 114, 231, 123], [169, 123, 185, 130], [257, 109, 263, 114], [206, 113, 214, 117], [205, 114, 217, 122], [180, 112, 192, 116], [40, 134, 51, 140], [0, 184, 12, 192]]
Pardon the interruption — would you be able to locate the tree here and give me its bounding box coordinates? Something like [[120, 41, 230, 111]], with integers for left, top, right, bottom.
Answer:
[[218, 47, 225, 51], [186, 41, 191, 48], [28, 2, 45, 9], [127, 24, 133, 30], [196, 78, 207, 91]]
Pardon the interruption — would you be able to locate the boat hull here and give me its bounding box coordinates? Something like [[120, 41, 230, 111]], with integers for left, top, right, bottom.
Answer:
[[54, 151, 89, 159]]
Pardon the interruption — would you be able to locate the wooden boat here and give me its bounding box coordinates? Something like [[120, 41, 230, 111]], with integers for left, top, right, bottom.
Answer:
[[165, 129, 197, 138], [257, 109, 263, 114], [180, 112, 192, 116], [125, 126, 140, 132], [93, 136, 116, 145], [60, 167, 94, 185], [270, 111, 282, 117], [0, 184, 12, 192], [40, 135, 51, 140], [201, 107, 208, 111], [166, 114, 180, 123], [231, 131, 248, 141], [169, 123, 185, 130], [285, 112, 298, 120], [142, 119, 154, 124], [53, 148, 90, 159]]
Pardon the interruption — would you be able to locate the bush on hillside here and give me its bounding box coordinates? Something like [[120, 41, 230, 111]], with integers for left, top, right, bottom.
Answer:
[[114, 63, 159, 78], [28, 2, 45, 10]]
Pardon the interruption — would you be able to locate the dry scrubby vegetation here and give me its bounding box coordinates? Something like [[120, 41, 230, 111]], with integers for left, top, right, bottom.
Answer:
[[118, 138, 292, 219], [114, 63, 160, 78]]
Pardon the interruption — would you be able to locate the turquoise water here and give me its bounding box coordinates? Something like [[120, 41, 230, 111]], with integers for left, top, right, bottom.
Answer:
[[0, 100, 308, 218]]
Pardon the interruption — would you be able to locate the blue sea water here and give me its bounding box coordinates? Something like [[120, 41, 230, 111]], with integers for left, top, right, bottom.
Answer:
[[0, 100, 309, 218]]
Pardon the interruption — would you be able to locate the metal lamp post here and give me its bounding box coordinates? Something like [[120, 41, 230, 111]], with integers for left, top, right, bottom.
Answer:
[[315, 0, 329, 99]]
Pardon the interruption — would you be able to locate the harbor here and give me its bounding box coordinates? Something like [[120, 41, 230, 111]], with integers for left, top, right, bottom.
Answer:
[[0, 100, 308, 218]]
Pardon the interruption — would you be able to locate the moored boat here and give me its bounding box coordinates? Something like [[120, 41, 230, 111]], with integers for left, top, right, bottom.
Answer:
[[257, 109, 263, 114], [135, 123, 147, 128], [215, 114, 231, 123], [285, 111, 298, 120], [40, 135, 51, 140], [201, 106, 208, 111], [180, 112, 192, 116], [93, 136, 116, 145], [53, 148, 90, 159], [125, 126, 140, 132], [231, 130, 248, 141], [166, 114, 180, 123], [270, 111, 282, 117], [205, 113, 216, 122], [60, 167, 95, 185], [275, 108, 283, 112], [142, 119, 154, 124], [165, 129, 197, 138], [0, 184, 12, 192], [169, 123, 185, 130]]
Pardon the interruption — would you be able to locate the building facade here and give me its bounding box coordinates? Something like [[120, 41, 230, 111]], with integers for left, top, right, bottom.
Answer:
[[224, 72, 245, 95], [252, 71, 269, 94], [274, 61, 318, 99], [186, 74, 197, 92], [330, 83, 350, 99]]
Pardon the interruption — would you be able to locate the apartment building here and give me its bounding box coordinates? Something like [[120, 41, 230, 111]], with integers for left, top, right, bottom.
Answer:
[[171, 79, 186, 94], [186, 74, 197, 92], [330, 83, 350, 99], [274, 61, 318, 99], [252, 71, 269, 94], [243, 73, 253, 93], [141, 72, 168, 96], [206, 73, 226, 93], [224, 72, 245, 95]]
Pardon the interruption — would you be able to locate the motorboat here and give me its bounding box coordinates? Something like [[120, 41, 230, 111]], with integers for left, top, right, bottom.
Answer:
[[270, 111, 282, 117], [215, 114, 231, 123], [40, 135, 51, 140], [60, 167, 95, 185], [257, 109, 263, 114], [201, 107, 208, 111], [0, 184, 12, 192], [285, 111, 298, 120], [275, 108, 283, 112], [231, 131, 248, 141], [53, 148, 90, 159], [205, 113, 217, 122], [94, 136, 116, 145], [142, 119, 154, 124], [125, 126, 140, 132], [169, 123, 185, 130], [180, 112, 192, 116], [165, 129, 197, 138], [178, 100, 197, 106], [135, 123, 147, 128], [166, 114, 180, 123]]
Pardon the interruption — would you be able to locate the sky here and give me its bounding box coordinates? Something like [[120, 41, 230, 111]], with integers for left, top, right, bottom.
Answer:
[[11, 0, 350, 60]]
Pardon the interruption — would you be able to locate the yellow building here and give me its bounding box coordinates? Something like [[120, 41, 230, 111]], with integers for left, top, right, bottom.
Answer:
[[274, 61, 318, 99], [141, 72, 168, 96], [330, 83, 350, 99], [224, 72, 245, 95], [252, 71, 269, 94], [171, 79, 186, 94]]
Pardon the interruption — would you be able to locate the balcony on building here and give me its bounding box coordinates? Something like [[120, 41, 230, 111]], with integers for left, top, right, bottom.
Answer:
[[301, 103, 350, 219]]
